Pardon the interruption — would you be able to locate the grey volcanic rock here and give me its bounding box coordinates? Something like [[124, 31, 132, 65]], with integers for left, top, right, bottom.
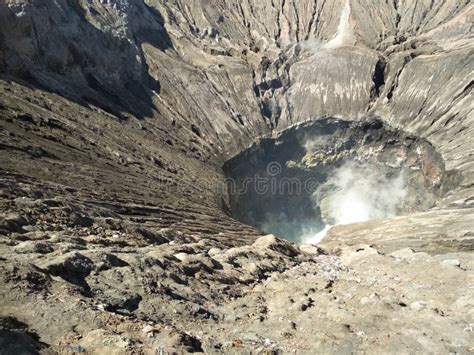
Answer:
[[0, 0, 473, 353]]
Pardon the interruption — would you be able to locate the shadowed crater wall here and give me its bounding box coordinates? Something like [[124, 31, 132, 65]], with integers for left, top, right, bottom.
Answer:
[[0, 0, 172, 119]]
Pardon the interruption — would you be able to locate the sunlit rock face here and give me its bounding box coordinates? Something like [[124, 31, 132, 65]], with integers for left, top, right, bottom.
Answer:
[[0, 0, 473, 353]]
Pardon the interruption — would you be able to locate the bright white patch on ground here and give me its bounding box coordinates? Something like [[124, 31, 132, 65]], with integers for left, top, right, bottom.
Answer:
[[305, 224, 332, 244], [325, 0, 356, 49]]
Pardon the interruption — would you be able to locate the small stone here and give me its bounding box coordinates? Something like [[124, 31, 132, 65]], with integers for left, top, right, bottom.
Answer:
[[410, 301, 428, 311], [441, 259, 461, 267], [174, 252, 189, 262], [69, 213, 93, 227], [64, 344, 86, 353], [36, 251, 94, 283], [264, 338, 274, 347], [299, 244, 320, 255], [208, 247, 222, 256], [252, 235, 298, 257], [142, 325, 155, 334], [96, 303, 107, 311], [14, 241, 54, 254], [389, 248, 415, 259]]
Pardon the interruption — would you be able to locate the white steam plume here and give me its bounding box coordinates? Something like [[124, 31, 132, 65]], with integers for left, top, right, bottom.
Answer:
[[317, 162, 407, 225], [303, 161, 408, 244]]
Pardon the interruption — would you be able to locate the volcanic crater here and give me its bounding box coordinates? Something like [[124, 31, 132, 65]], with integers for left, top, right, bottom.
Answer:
[[0, 0, 473, 353]]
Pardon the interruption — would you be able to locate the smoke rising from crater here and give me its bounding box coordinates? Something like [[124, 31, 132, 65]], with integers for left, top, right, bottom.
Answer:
[[315, 162, 408, 225], [224, 119, 445, 246], [256, 161, 409, 244], [302, 161, 409, 244]]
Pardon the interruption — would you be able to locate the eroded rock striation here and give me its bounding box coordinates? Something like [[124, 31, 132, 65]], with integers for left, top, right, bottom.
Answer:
[[0, 0, 473, 353]]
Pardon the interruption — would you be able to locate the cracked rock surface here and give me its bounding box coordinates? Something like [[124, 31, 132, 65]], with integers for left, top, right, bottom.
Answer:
[[0, 0, 473, 353]]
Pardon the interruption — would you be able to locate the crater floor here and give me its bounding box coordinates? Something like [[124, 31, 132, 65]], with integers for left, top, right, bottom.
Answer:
[[0, 0, 473, 353], [223, 118, 455, 242]]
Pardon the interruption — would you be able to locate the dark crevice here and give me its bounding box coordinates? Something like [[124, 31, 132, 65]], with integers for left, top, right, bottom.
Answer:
[[386, 54, 415, 101], [367, 58, 387, 109], [305, 0, 318, 40]]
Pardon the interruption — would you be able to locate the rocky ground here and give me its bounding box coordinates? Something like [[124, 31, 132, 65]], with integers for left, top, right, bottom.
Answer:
[[0, 0, 473, 353]]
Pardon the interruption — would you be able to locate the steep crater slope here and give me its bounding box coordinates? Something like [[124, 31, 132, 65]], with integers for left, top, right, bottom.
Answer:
[[0, 0, 473, 353]]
